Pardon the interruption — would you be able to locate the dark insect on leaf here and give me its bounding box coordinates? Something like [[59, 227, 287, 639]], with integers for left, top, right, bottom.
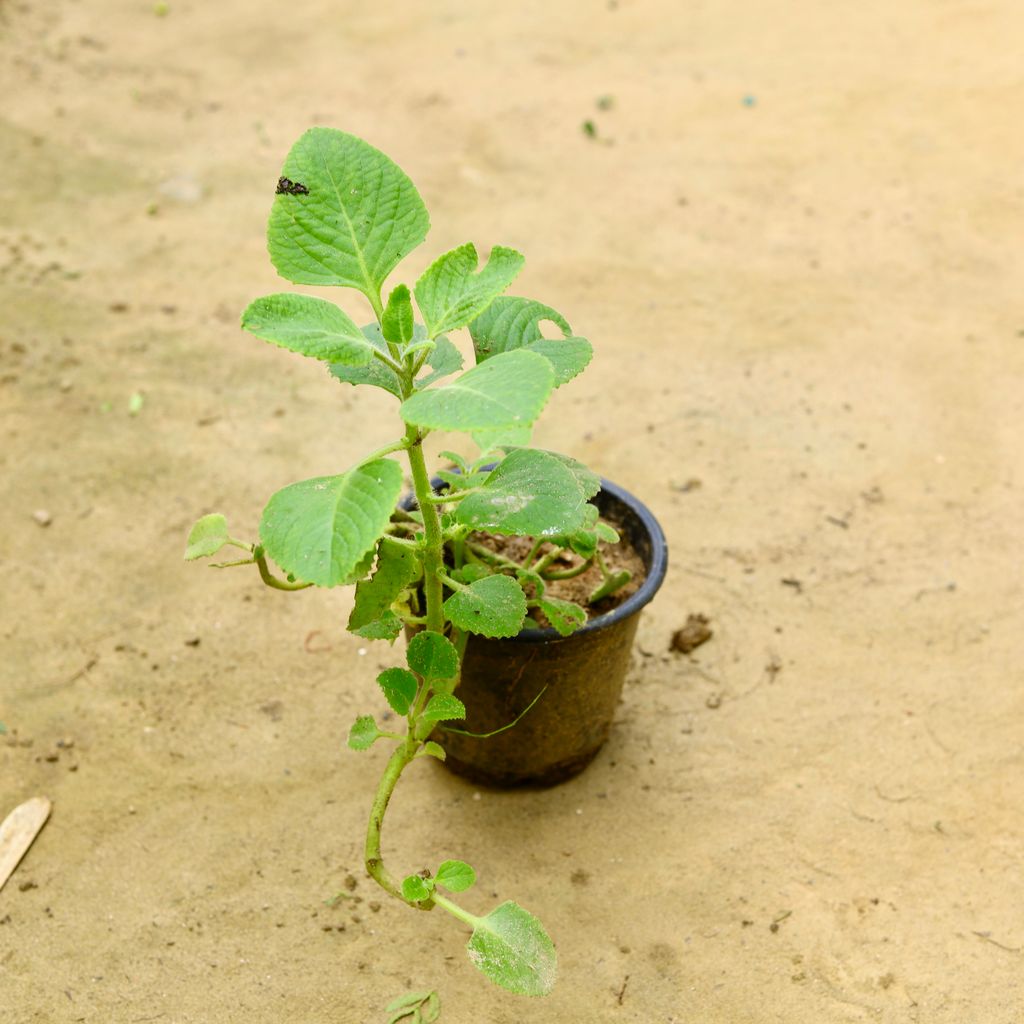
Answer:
[[275, 177, 309, 196]]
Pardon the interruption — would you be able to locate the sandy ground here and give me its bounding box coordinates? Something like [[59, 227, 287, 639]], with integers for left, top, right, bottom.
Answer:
[[2, 1, 1023, 1021]]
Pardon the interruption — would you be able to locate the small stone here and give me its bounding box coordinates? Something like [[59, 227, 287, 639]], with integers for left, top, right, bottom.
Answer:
[[670, 614, 712, 654], [32, 509, 52, 527]]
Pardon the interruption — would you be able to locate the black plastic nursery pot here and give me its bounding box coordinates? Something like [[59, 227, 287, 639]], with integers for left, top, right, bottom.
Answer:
[[406, 477, 668, 788]]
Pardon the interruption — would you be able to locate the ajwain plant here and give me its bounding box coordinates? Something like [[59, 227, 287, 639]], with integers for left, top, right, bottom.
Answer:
[[185, 127, 631, 1000]]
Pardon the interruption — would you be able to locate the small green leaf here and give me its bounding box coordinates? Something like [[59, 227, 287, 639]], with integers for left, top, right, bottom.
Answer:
[[401, 875, 434, 902], [406, 631, 459, 680], [452, 563, 492, 584], [381, 284, 415, 345], [421, 693, 466, 723], [469, 295, 571, 360], [347, 715, 381, 751], [400, 350, 554, 432], [418, 740, 446, 760], [414, 243, 524, 337], [386, 991, 432, 1012], [414, 336, 464, 390], [242, 293, 372, 365], [329, 323, 402, 396], [353, 611, 403, 642], [435, 859, 476, 893], [267, 128, 430, 304], [455, 448, 596, 538], [465, 901, 557, 997], [568, 529, 598, 559], [377, 668, 418, 715], [595, 520, 620, 544], [537, 596, 587, 637], [184, 513, 231, 560], [259, 459, 403, 588], [444, 575, 527, 638], [349, 537, 421, 634]]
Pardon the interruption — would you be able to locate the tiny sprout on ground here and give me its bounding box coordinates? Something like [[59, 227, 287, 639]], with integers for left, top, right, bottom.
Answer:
[[185, 127, 631, 1000]]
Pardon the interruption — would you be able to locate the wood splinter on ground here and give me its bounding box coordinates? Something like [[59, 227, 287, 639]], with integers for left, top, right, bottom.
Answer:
[[0, 797, 52, 893]]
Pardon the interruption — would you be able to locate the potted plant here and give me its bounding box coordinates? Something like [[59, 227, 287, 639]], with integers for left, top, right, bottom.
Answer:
[[185, 127, 667, 1008]]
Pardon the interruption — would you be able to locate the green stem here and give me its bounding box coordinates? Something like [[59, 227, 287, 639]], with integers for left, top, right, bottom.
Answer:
[[431, 891, 479, 928], [405, 433, 446, 635], [542, 558, 593, 581], [254, 550, 313, 590], [466, 541, 522, 572]]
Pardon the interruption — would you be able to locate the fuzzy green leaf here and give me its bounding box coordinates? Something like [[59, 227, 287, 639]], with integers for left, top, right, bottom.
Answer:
[[418, 740, 446, 760], [353, 611, 403, 642], [444, 575, 527, 638], [349, 537, 421, 633], [595, 520, 620, 544], [537, 596, 587, 637], [400, 350, 554, 432], [184, 513, 231, 560], [421, 693, 466, 723], [267, 128, 429, 302], [435, 859, 476, 893], [377, 668, 418, 715], [469, 296, 571, 359], [401, 875, 434, 902], [524, 336, 593, 386], [381, 284, 415, 345], [329, 323, 402, 396], [258, 459, 403, 588], [414, 337, 464, 390], [347, 715, 381, 751], [241, 293, 372, 365], [455, 448, 596, 538], [406, 631, 460, 680], [414, 243, 524, 337], [465, 901, 557, 997]]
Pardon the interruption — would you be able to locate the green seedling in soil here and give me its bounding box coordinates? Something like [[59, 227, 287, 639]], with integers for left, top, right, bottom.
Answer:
[[185, 127, 632, 1001]]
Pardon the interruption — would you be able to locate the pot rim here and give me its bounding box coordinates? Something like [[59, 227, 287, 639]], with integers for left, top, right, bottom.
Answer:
[[407, 474, 669, 645]]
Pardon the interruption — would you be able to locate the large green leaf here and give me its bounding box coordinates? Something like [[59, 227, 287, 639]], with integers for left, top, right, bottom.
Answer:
[[455, 448, 596, 537], [267, 128, 430, 302], [468, 295, 590, 386], [258, 459, 403, 587], [414, 243, 524, 338], [465, 901, 557, 997], [444, 575, 527, 638], [400, 350, 554, 432], [469, 296, 571, 359], [241, 293, 372, 365], [349, 537, 421, 633]]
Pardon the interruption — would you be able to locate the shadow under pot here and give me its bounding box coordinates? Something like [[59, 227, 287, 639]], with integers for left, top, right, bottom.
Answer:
[[404, 476, 668, 788]]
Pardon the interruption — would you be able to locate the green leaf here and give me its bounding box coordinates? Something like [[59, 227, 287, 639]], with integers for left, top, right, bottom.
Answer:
[[465, 901, 557, 997], [349, 537, 421, 633], [184, 513, 231, 560], [353, 611, 403, 643], [347, 715, 380, 751], [418, 740, 446, 760], [386, 991, 432, 1012], [414, 243, 524, 337], [414, 336, 464, 390], [444, 575, 527, 638], [568, 529, 598, 560], [259, 459, 403, 587], [435, 859, 476, 893], [469, 296, 571, 360], [524, 336, 592, 386], [381, 284, 414, 345], [455, 448, 595, 538], [338, 543, 378, 586], [329, 323, 402, 396], [537, 596, 587, 637], [400, 350, 554, 432], [401, 875, 434, 902], [590, 569, 632, 604], [421, 693, 466, 723], [595, 520, 620, 544], [472, 424, 534, 453], [452, 563, 493, 585], [377, 667, 418, 715], [241, 293, 372, 365], [267, 127, 429, 303], [406, 630, 459, 680]]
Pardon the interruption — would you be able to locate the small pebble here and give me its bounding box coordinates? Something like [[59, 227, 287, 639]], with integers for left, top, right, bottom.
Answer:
[[32, 509, 52, 527]]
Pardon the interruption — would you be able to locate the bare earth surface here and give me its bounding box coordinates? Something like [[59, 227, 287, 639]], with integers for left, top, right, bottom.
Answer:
[[2, 2, 1022, 1021]]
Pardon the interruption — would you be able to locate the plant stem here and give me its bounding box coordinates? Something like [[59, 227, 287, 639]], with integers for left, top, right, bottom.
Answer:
[[405, 430, 446, 635], [541, 558, 593, 581], [431, 891, 479, 929]]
